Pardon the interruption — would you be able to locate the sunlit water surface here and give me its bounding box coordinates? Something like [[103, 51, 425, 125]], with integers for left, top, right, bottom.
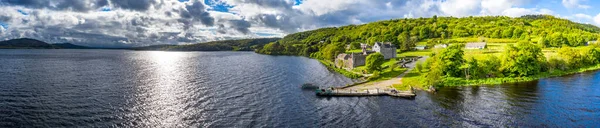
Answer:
[[0, 49, 598, 127]]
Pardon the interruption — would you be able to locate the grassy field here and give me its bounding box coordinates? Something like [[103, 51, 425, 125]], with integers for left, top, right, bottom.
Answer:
[[351, 58, 408, 82], [392, 68, 429, 91], [397, 49, 433, 57], [318, 60, 363, 79], [338, 39, 596, 90], [392, 44, 599, 91]]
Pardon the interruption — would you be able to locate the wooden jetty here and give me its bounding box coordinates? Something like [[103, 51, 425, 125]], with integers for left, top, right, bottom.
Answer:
[[315, 88, 416, 98]]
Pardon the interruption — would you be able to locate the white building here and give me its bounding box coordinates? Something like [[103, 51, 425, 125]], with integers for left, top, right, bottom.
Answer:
[[373, 42, 397, 59], [465, 42, 487, 49]]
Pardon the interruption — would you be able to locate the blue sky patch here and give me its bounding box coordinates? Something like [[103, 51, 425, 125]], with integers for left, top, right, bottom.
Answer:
[[178, 0, 190, 2], [205, 0, 233, 13], [294, 0, 303, 5], [255, 32, 279, 37], [101, 7, 111, 12], [0, 22, 9, 29], [17, 9, 28, 15]]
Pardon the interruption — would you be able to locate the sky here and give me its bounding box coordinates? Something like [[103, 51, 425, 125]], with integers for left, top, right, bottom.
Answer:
[[0, 0, 599, 47]]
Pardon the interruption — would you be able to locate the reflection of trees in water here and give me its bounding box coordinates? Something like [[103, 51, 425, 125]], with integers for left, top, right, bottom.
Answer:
[[427, 81, 541, 126], [431, 87, 465, 110], [427, 86, 467, 124], [500, 81, 540, 116]]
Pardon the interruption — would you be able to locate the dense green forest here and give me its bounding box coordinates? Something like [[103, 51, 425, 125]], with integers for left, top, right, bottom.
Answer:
[[0, 38, 90, 49], [133, 38, 280, 51], [256, 15, 600, 60]]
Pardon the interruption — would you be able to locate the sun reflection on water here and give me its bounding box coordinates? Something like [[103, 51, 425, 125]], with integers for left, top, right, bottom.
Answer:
[[133, 51, 192, 127]]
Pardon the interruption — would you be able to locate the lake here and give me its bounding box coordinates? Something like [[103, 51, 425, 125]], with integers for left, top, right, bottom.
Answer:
[[0, 49, 598, 127]]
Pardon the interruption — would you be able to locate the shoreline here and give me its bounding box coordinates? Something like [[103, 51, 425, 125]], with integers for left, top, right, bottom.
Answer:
[[449, 64, 600, 87], [317, 59, 364, 79], [399, 64, 600, 91], [258, 52, 600, 91]]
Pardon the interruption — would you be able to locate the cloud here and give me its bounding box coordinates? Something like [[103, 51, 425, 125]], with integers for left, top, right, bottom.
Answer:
[[594, 13, 600, 25], [0, 0, 598, 47], [110, 0, 157, 11], [501, 8, 554, 17], [562, 0, 591, 9], [574, 13, 593, 20], [1, 0, 106, 12], [181, 0, 214, 26], [439, 0, 481, 17]]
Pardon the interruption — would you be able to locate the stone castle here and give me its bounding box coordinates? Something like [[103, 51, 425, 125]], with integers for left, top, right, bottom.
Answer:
[[335, 42, 397, 69]]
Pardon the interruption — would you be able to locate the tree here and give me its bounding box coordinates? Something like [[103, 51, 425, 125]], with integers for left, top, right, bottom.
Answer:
[[491, 30, 501, 38], [397, 32, 411, 51], [512, 27, 524, 39], [436, 44, 465, 77], [500, 41, 546, 77], [322, 43, 345, 61], [462, 57, 482, 79], [580, 47, 600, 65], [425, 57, 443, 86], [479, 55, 502, 78], [558, 47, 584, 68], [419, 27, 430, 39], [415, 62, 423, 73], [537, 36, 548, 48], [502, 27, 514, 38], [548, 33, 565, 47], [547, 57, 567, 71], [350, 42, 361, 49], [366, 53, 385, 73]]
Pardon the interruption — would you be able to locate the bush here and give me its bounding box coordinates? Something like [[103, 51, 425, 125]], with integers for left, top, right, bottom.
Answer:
[[366, 53, 385, 73], [415, 62, 423, 73], [547, 57, 567, 71], [500, 42, 545, 77], [441, 77, 466, 86]]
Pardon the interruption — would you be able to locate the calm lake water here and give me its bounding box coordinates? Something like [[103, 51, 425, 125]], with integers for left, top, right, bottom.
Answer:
[[0, 49, 599, 127]]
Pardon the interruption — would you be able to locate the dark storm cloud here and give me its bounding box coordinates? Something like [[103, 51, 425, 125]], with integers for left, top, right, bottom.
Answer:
[[1, 0, 99, 12], [109, 0, 156, 11], [241, 0, 294, 9], [228, 19, 251, 34], [0, 0, 51, 9], [0, 0, 158, 12], [181, 0, 214, 26], [250, 13, 297, 32], [0, 15, 11, 22], [56, 0, 95, 12], [215, 19, 252, 34]]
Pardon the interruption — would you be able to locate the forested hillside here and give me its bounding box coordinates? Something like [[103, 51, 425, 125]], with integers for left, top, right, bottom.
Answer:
[[133, 38, 280, 51], [257, 15, 600, 60], [0, 38, 55, 49], [0, 38, 90, 49]]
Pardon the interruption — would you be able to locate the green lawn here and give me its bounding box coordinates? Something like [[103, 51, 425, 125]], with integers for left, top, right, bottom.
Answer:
[[352, 58, 408, 82], [397, 49, 432, 57], [393, 68, 428, 91], [392, 45, 599, 91]]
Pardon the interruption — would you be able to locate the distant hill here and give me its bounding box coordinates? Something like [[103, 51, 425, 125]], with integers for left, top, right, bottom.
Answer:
[[52, 43, 92, 49], [133, 38, 281, 51], [0, 38, 55, 49], [256, 15, 600, 59], [0, 38, 91, 49]]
